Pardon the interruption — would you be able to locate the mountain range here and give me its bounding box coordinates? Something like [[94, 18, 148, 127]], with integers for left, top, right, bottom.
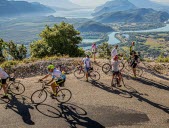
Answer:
[[93, 0, 169, 17], [92, 0, 137, 16], [0, 0, 54, 16], [18, 0, 81, 9], [94, 8, 169, 23]]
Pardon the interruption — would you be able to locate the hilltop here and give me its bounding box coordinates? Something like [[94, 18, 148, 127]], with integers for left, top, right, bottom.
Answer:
[[0, 0, 54, 16], [94, 8, 169, 23]]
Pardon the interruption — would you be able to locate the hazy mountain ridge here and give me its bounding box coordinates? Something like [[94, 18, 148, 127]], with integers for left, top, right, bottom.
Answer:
[[92, 0, 137, 16], [93, 0, 169, 17], [77, 21, 114, 32], [0, 0, 54, 16], [18, 0, 81, 9], [94, 8, 169, 23], [128, 0, 169, 13]]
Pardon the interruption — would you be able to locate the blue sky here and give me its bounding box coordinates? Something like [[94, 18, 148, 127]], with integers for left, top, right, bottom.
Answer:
[[71, 0, 169, 7]]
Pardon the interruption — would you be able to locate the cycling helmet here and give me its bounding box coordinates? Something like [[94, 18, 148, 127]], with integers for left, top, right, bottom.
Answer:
[[62, 71, 65, 74], [47, 65, 55, 70]]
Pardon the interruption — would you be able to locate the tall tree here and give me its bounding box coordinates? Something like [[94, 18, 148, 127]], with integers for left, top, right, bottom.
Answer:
[[31, 22, 83, 58]]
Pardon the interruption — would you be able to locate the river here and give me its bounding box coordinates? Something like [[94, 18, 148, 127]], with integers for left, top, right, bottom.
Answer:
[[108, 24, 169, 45]]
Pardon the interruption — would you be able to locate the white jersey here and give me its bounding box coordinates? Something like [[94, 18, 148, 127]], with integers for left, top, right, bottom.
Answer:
[[83, 58, 90, 68], [0, 68, 9, 79], [111, 60, 123, 72], [49, 69, 62, 79], [111, 48, 118, 58]]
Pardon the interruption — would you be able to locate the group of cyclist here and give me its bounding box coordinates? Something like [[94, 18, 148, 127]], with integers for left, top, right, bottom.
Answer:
[[0, 41, 139, 99], [91, 41, 140, 87]]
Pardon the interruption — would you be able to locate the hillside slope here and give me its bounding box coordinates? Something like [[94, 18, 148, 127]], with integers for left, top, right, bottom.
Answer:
[[94, 8, 169, 23], [0, 0, 54, 16]]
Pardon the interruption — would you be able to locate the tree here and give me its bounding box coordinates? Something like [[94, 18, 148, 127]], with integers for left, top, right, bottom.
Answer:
[[30, 40, 50, 58], [30, 22, 83, 58], [0, 39, 6, 62], [97, 42, 113, 58], [7, 41, 27, 60]]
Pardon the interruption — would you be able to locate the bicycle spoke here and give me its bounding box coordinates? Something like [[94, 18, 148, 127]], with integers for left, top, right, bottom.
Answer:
[[56, 89, 72, 103]]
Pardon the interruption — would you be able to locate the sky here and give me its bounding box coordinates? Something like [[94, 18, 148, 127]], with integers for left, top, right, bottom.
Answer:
[[71, 0, 169, 7]]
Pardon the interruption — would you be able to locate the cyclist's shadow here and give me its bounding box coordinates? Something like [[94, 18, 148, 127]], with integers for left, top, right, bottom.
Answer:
[[5, 94, 35, 125], [58, 103, 105, 128]]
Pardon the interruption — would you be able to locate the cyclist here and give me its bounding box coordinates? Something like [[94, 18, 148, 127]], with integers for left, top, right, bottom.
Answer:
[[130, 41, 136, 55], [0, 68, 9, 99], [39, 65, 66, 96], [111, 55, 123, 88], [111, 45, 118, 59], [91, 43, 97, 62], [131, 51, 140, 78], [82, 55, 91, 82]]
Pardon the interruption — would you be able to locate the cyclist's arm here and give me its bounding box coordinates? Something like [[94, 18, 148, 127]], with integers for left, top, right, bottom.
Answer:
[[47, 78, 54, 85], [41, 74, 50, 80]]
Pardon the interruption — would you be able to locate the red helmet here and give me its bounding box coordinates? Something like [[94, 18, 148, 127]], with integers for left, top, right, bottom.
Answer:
[[113, 55, 118, 60]]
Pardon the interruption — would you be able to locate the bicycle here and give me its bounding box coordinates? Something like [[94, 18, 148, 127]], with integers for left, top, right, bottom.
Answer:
[[102, 61, 124, 74], [0, 77, 25, 95], [74, 65, 100, 81], [31, 81, 72, 104]]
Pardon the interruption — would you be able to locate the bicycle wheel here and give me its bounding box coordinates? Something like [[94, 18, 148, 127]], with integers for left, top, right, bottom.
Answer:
[[89, 71, 100, 81], [102, 63, 111, 74], [8, 82, 25, 95], [64, 66, 72, 74], [74, 69, 85, 79], [31, 90, 47, 104], [56, 89, 72, 103]]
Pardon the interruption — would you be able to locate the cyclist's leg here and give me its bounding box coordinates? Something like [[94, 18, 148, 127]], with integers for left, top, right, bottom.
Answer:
[[51, 81, 59, 95], [111, 71, 115, 86], [132, 63, 137, 77], [1, 79, 8, 97], [118, 72, 122, 86], [85, 67, 89, 81]]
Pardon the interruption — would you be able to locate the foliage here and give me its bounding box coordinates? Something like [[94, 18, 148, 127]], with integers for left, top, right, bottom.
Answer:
[[97, 42, 113, 58], [30, 40, 50, 58], [30, 22, 83, 58], [0, 39, 6, 62], [7, 41, 27, 60]]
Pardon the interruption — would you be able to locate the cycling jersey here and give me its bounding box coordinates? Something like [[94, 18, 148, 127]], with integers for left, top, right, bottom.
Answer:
[[130, 45, 135, 54], [111, 60, 122, 72], [111, 48, 118, 58], [91, 44, 97, 53], [83, 57, 91, 68], [0, 68, 9, 79], [48, 68, 62, 79]]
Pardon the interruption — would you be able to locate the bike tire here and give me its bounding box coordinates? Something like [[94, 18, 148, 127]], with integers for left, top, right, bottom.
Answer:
[[102, 63, 111, 74], [56, 89, 72, 103], [8, 82, 25, 95], [31, 90, 47, 104], [89, 71, 100, 81], [74, 69, 85, 79]]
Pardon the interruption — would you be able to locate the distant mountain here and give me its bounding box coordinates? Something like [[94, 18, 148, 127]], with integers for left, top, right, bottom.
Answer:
[[128, 0, 169, 13], [92, 0, 137, 16], [21, 0, 81, 9], [94, 8, 169, 23], [0, 0, 54, 16], [77, 21, 114, 32]]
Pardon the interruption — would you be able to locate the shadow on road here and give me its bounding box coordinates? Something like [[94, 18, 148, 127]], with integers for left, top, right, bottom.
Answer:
[[136, 77, 169, 91], [35, 103, 105, 128], [58, 103, 105, 128], [91, 81, 169, 114], [90, 80, 132, 98], [6, 94, 35, 125]]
